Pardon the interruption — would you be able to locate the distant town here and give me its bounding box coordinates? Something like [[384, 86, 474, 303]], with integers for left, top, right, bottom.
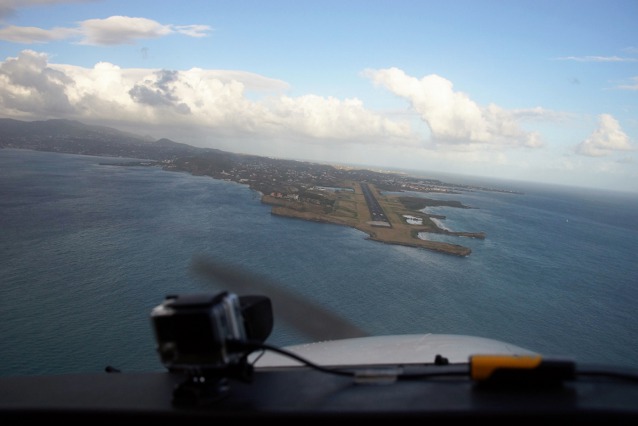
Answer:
[[0, 118, 520, 256]]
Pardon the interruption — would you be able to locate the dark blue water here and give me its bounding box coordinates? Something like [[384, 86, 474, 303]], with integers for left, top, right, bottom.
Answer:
[[1, 149, 637, 377]]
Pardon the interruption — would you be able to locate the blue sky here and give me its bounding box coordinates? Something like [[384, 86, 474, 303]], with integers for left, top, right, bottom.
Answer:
[[1, 0, 636, 192]]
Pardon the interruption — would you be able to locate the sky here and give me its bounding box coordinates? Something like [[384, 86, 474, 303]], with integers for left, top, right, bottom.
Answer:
[[0, 0, 637, 192]]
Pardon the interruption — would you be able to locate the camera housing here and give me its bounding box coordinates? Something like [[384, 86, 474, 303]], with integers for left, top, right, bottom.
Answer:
[[151, 292, 273, 372]]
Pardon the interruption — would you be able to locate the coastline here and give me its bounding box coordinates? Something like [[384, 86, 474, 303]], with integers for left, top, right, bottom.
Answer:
[[96, 154, 485, 257], [269, 206, 474, 257], [261, 182, 485, 257]]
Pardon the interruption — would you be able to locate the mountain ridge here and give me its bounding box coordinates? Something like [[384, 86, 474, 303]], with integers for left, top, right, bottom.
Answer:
[[0, 118, 207, 160]]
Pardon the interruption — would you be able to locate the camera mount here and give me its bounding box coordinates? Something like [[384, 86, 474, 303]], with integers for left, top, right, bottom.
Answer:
[[150, 292, 273, 406]]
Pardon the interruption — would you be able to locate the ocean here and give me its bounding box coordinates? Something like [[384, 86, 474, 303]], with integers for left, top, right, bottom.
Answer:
[[1, 148, 637, 377]]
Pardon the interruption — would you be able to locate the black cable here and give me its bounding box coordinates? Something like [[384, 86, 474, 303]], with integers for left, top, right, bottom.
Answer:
[[230, 339, 471, 380], [231, 340, 638, 384], [229, 339, 357, 377]]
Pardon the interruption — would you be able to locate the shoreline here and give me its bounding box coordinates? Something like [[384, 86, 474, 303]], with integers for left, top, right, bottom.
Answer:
[[269, 206, 474, 257], [263, 185, 485, 257]]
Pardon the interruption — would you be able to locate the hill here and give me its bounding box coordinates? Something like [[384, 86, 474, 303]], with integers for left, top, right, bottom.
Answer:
[[0, 118, 205, 160]]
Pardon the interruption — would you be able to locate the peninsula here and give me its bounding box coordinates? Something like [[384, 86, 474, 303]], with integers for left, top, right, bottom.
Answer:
[[261, 182, 484, 257], [162, 153, 489, 256], [1, 118, 511, 256]]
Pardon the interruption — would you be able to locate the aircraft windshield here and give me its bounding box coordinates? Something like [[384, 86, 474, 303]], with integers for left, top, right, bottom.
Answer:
[[0, 1, 637, 378]]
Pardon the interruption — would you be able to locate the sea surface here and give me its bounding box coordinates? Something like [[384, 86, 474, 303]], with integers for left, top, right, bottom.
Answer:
[[1, 148, 637, 377]]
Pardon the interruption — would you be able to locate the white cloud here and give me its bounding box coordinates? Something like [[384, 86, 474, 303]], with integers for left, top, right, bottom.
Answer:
[[0, 15, 212, 45], [0, 25, 79, 43], [0, 50, 75, 115], [510, 106, 572, 122], [617, 76, 638, 91], [78, 16, 173, 45], [575, 114, 634, 157], [172, 25, 211, 38], [270, 95, 415, 143], [364, 67, 543, 150], [556, 55, 638, 63], [0, 50, 418, 148]]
